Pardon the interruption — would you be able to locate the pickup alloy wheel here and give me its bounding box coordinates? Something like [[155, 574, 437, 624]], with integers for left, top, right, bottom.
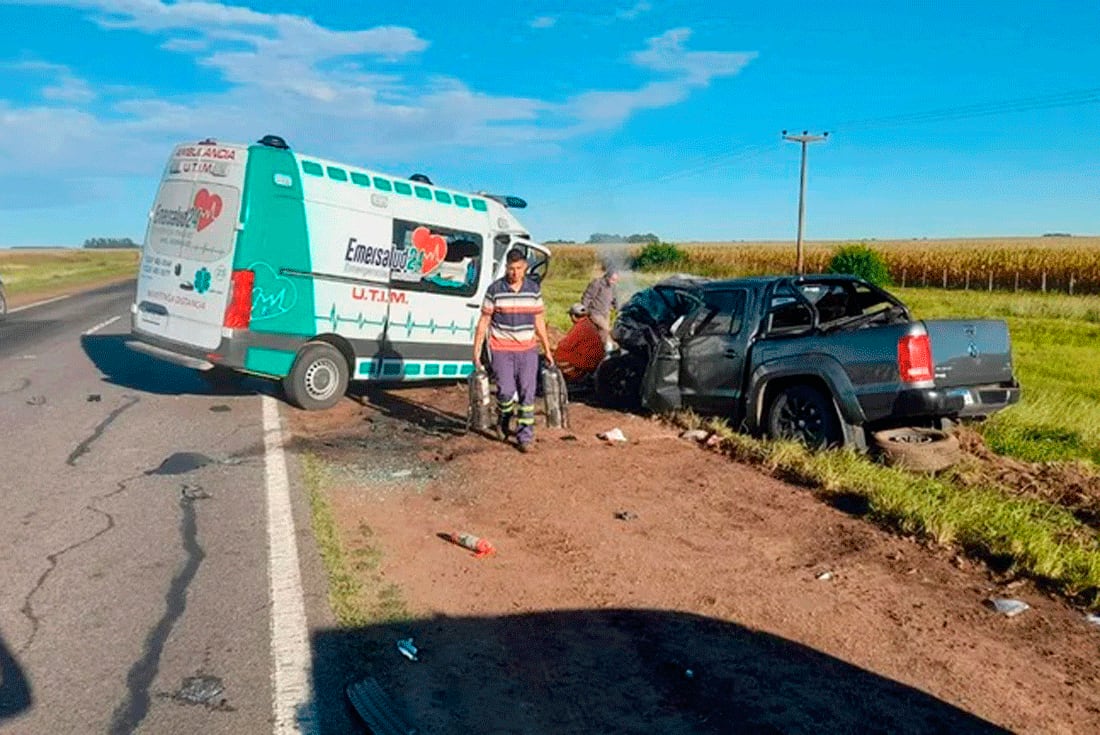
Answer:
[[766, 384, 843, 449]]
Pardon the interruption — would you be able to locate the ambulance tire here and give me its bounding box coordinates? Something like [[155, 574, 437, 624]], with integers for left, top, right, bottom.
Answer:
[[284, 341, 350, 411]]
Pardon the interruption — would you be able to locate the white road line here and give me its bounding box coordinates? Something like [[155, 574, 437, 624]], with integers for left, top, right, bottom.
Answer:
[[83, 315, 121, 335], [8, 293, 76, 314], [263, 395, 316, 735]]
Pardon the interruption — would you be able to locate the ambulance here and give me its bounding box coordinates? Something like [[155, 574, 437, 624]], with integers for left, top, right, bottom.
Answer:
[[128, 135, 551, 409]]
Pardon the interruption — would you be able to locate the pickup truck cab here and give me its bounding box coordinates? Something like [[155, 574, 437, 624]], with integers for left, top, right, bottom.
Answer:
[[596, 274, 1021, 449]]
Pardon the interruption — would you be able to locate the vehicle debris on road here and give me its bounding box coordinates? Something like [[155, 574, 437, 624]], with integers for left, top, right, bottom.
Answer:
[[597, 427, 628, 443], [396, 638, 420, 662], [986, 598, 1030, 617], [680, 429, 710, 442], [614, 510, 639, 521]]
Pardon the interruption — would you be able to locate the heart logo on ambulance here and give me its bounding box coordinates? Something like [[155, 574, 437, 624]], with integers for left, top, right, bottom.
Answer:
[[193, 188, 223, 232], [411, 226, 447, 275]]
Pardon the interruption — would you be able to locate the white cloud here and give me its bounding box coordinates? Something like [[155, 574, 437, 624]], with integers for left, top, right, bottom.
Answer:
[[6, 60, 98, 103], [529, 15, 557, 29], [616, 1, 652, 20], [1, 3, 757, 185], [632, 28, 757, 84]]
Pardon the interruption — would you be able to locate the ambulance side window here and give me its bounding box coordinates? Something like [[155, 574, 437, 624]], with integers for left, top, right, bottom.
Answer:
[[391, 219, 483, 298]]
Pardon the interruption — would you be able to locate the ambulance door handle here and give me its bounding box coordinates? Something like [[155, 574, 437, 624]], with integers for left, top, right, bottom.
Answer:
[[466, 303, 480, 309]]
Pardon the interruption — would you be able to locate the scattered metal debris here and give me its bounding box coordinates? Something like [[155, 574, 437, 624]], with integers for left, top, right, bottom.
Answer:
[[597, 427, 628, 443], [614, 510, 639, 522], [180, 484, 212, 501], [396, 638, 419, 661], [561, 434, 578, 441], [147, 452, 214, 476], [986, 598, 1030, 617], [26, 395, 46, 406], [680, 429, 709, 442], [87, 394, 102, 402], [1085, 613, 1100, 628], [816, 571, 835, 582], [209, 404, 231, 413], [169, 675, 231, 710], [346, 677, 418, 735]]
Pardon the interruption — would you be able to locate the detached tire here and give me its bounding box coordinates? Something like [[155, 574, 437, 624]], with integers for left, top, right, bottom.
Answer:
[[765, 384, 844, 449], [283, 341, 349, 411], [872, 427, 961, 472]]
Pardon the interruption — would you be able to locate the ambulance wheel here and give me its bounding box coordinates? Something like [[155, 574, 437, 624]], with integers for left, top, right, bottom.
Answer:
[[284, 341, 349, 411]]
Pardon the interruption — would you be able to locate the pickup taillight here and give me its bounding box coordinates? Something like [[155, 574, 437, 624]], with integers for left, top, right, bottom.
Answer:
[[224, 269, 255, 329], [898, 334, 934, 383]]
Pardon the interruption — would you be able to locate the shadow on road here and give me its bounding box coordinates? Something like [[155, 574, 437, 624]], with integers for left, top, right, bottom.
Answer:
[[80, 334, 271, 399], [0, 633, 32, 722], [350, 383, 468, 437], [305, 608, 1009, 734]]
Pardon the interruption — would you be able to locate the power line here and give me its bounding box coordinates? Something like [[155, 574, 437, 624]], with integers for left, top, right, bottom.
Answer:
[[830, 86, 1100, 132]]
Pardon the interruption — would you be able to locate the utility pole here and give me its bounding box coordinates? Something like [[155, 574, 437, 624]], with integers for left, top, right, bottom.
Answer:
[[782, 130, 828, 275]]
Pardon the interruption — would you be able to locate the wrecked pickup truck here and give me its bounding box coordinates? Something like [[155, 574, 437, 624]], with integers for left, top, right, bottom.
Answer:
[[594, 274, 1021, 449]]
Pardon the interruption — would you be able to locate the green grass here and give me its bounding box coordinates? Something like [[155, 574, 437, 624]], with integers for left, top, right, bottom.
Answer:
[[895, 288, 1100, 464], [0, 248, 139, 298], [301, 454, 410, 627]]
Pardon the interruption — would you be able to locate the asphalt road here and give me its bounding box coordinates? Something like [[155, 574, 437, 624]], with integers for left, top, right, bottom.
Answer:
[[0, 283, 334, 734]]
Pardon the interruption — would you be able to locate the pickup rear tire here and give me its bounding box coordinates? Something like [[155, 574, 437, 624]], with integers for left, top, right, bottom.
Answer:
[[283, 341, 349, 411], [765, 384, 844, 449]]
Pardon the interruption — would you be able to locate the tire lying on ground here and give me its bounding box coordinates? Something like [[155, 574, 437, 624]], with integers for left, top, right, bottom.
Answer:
[[872, 427, 961, 472]]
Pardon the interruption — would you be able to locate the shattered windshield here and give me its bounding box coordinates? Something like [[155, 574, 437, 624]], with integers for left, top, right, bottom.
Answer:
[[612, 280, 705, 351]]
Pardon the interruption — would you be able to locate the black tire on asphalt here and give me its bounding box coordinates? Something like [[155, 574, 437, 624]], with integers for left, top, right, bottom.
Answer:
[[0, 287, 7, 320], [872, 427, 961, 472], [594, 354, 644, 411], [765, 384, 844, 449], [283, 341, 350, 411]]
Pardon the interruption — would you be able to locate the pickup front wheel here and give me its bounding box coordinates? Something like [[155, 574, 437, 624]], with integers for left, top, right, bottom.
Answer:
[[765, 384, 843, 449]]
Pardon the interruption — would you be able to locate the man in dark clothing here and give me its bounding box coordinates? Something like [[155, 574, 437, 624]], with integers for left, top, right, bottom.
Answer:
[[473, 249, 555, 452], [581, 267, 620, 350]]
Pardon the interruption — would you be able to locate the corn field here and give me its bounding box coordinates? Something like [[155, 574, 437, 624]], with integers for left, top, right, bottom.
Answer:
[[549, 237, 1100, 295]]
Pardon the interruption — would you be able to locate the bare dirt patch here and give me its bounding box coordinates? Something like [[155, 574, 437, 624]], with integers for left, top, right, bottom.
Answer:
[[952, 427, 1100, 527], [289, 386, 1100, 734]]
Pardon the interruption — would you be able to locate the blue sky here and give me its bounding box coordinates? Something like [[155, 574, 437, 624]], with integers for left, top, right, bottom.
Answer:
[[1, 0, 1098, 246]]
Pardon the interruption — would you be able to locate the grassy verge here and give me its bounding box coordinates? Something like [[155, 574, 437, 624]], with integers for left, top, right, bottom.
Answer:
[[675, 413, 1100, 608], [0, 248, 140, 301], [301, 454, 409, 627]]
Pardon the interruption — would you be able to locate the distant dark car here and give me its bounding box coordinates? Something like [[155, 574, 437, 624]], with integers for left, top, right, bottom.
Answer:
[[0, 275, 6, 319], [596, 274, 1020, 449]]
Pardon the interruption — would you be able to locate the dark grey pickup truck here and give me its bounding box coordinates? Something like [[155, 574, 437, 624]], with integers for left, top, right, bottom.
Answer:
[[595, 274, 1021, 449]]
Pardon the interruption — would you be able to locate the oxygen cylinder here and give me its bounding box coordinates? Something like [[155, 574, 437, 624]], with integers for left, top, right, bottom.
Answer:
[[467, 368, 494, 432], [541, 364, 570, 429]]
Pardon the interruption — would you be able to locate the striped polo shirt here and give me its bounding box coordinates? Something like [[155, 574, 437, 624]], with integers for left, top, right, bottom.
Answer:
[[482, 277, 544, 352]]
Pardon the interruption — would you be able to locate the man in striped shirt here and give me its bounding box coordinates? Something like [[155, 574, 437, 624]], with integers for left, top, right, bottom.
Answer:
[[473, 248, 555, 452]]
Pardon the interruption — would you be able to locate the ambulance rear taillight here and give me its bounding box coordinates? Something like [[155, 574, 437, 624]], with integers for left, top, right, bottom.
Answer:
[[224, 269, 254, 329]]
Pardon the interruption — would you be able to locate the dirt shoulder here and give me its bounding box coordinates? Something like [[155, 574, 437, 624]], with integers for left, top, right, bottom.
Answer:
[[289, 385, 1100, 734]]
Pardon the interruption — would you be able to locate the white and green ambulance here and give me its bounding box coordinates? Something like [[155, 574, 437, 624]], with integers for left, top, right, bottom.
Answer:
[[128, 135, 550, 409]]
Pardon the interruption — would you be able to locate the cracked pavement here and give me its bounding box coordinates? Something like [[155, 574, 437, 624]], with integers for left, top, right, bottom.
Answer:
[[0, 283, 333, 733]]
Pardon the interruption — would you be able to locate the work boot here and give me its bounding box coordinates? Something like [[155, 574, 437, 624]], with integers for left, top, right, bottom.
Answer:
[[517, 441, 533, 454]]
